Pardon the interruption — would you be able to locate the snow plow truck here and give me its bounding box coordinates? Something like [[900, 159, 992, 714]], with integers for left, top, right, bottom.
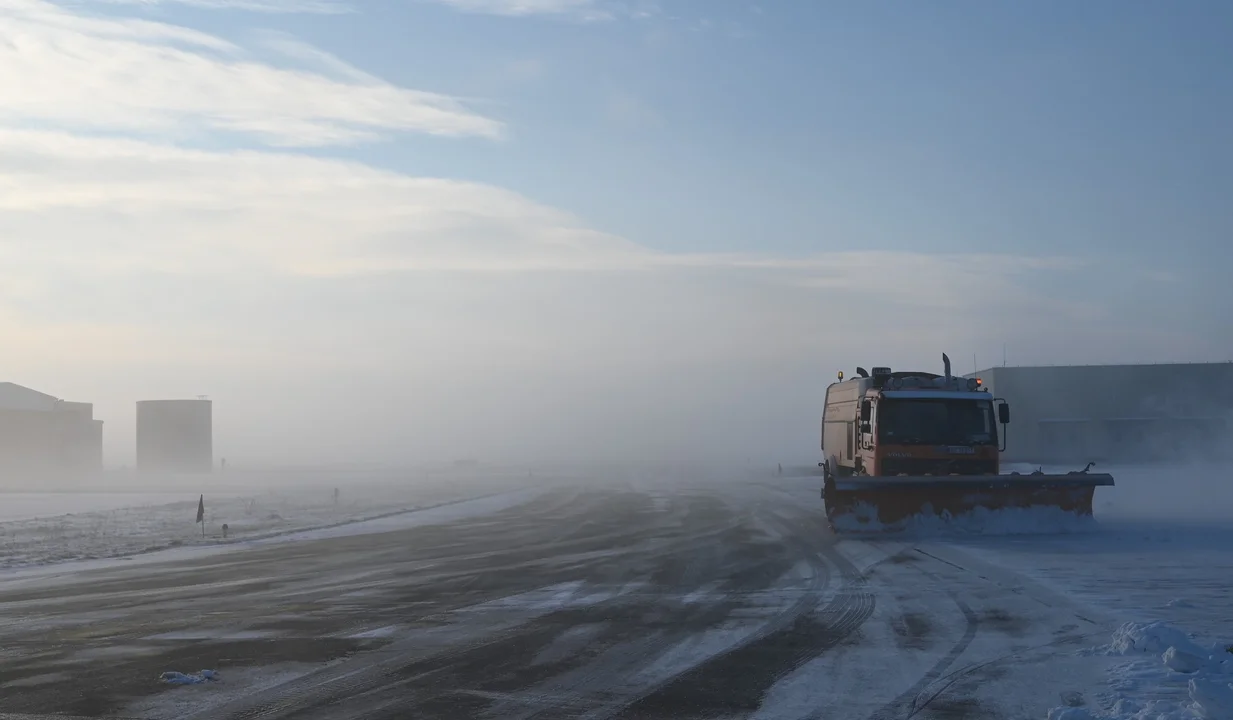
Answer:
[[820, 353, 1114, 531]]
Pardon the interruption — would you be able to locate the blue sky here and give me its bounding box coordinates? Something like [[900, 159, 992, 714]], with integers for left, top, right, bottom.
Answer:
[[2, 0, 1230, 464], [59, 0, 1232, 262], [96, 0, 1233, 263]]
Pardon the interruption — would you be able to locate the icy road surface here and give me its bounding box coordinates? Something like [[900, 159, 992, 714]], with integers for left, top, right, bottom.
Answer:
[[0, 473, 1227, 720]]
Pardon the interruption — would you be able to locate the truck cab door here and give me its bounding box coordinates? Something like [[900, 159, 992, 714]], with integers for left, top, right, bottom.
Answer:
[[859, 399, 874, 449], [856, 399, 876, 472]]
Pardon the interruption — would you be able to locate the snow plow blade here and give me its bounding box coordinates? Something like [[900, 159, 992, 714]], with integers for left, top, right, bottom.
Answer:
[[826, 472, 1115, 531]]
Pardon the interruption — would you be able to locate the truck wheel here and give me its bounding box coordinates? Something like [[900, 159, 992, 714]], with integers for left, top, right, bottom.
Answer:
[[821, 474, 838, 532], [822, 472, 836, 506]]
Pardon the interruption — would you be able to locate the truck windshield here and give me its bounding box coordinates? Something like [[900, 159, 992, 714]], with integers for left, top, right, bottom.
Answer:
[[878, 399, 996, 446]]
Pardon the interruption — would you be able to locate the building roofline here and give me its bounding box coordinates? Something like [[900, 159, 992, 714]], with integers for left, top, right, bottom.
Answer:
[[0, 381, 60, 401], [971, 361, 1233, 374]]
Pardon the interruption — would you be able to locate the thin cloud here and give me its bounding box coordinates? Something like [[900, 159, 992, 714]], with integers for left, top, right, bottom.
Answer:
[[421, 0, 613, 20], [256, 30, 386, 85], [0, 130, 1107, 384], [418, 0, 663, 21], [81, 0, 350, 12], [10, 0, 238, 50], [0, 129, 650, 275], [0, 0, 502, 146], [0, 129, 1091, 284]]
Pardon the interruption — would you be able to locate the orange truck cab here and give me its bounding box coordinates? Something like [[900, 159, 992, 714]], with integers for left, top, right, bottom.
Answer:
[[821, 365, 1009, 482]]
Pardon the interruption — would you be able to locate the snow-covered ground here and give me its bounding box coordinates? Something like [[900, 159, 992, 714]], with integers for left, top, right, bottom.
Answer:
[[776, 460, 1233, 718], [936, 463, 1233, 719], [0, 468, 543, 571], [0, 492, 205, 522], [3, 463, 1229, 719]]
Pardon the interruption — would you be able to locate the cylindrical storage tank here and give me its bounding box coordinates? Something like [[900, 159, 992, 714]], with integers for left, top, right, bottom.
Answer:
[[136, 399, 213, 473]]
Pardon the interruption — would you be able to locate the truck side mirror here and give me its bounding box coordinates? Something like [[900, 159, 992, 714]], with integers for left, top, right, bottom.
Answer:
[[860, 400, 871, 422], [998, 403, 1010, 425]]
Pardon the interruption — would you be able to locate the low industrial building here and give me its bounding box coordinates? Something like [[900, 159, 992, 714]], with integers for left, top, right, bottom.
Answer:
[[966, 363, 1233, 464], [0, 382, 104, 479], [136, 398, 213, 474]]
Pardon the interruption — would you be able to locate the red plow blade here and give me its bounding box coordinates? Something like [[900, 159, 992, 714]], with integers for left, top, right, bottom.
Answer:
[[825, 473, 1115, 533]]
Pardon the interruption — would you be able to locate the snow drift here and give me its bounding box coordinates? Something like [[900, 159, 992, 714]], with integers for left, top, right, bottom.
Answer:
[[1057, 621, 1233, 719]]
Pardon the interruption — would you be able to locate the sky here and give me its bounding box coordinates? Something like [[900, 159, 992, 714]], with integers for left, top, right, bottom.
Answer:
[[2, 0, 1231, 467]]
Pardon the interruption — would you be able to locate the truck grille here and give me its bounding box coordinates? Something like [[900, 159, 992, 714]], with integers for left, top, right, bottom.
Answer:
[[879, 457, 997, 476]]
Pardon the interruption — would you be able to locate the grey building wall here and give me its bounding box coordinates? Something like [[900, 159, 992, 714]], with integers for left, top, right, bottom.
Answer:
[[966, 364, 1233, 463], [0, 385, 104, 479], [136, 399, 213, 474]]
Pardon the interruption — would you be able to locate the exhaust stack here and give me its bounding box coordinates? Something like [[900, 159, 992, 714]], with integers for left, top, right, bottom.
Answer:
[[942, 353, 952, 380]]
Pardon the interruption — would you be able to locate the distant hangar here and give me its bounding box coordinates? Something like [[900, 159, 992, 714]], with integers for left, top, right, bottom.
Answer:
[[0, 382, 103, 479], [966, 362, 1233, 464]]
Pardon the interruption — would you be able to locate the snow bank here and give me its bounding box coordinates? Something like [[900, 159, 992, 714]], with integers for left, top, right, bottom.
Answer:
[[0, 492, 205, 523], [1053, 622, 1233, 719], [832, 502, 1099, 536], [1103, 622, 1212, 661]]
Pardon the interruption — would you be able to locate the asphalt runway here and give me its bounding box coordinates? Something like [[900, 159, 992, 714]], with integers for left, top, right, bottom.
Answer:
[[0, 478, 1115, 720]]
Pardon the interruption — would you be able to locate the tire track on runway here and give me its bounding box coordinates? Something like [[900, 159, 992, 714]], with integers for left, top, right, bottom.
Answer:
[[306, 500, 809, 720], [483, 527, 781, 719], [1, 488, 598, 664], [754, 482, 985, 720], [610, 516, 889, 719], [183, 492, 745, 720], [1, 488, 679, 720], [418, 496, 755, 720], [859, 561, 979, 720], [903, 629, 1102, 720], [166, 491, 644, 720], [863, 548, 1109, 720]]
